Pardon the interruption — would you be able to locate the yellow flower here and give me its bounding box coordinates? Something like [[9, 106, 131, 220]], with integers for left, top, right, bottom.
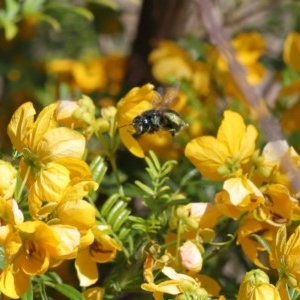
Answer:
[[0, 221, 80, 299], [71, 59, 107, 92], [271, 225, 300, 289], [149, 41, 192, 84], [117, 83, 187, 158], [141, 266, 208, 299], [117, 83, 158, 158], [237, 269, 280, 300], [7, 102, 87, 210], [172, 202, 221, 232], [0, 160, 17, 199], [260, 140, 300, 188], [259, 184, 298, 226], [102, 54, 126, 95], [283, 32, 300, 72], [29, 157, 98, 219], [191, 61, 211, 97], [237, 218, 277, 269], [217, 32, 266, 84], [75, 225, 122, 287], [215, 177, 265, 219], [185, 110, 258, 180]]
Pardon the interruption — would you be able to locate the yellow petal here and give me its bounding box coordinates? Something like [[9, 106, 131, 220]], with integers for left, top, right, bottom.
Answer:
[[26, 103, 58, 152], [141, 281, 181, 295], [151, 56, 192, 83], [20, 241, 49, 275], [37, 127, 85, 162], [83, 287, 105, 300], [75, 249, 98, 286], [185, 136, 228, 180], [0, 161, 17, 199], [239, 124, 258, 163], [233, 32, 265, 65], [217, 110, 246, 156], [50, 225, 80, 258], [7, 102, 36, 151], [57, 200, 96, 233], [0, 266, 30, 299], [29, 162, 70, 206], [283, 32, 300, 72], [223, 177, 264, 208]]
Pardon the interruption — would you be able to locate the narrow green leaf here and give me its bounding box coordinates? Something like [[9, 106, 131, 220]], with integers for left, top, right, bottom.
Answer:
[[106, 200, 128, 224], [250, 233, 271, 254], [87, 0, 120, 10], [21, 0, 44, 14], [51, 283, 84, 300], [42, 271, 63, 284], [44, 2, 93, 20], [112, 208, 131, 231], [35, 13, 60, 30], [149, 150, 161, 171], [145, 156, 157, 174], [90, 156, 107, 185], [135, 180, 154, 195], [100, 194, 120, 216], [180, 168, 199, 187]]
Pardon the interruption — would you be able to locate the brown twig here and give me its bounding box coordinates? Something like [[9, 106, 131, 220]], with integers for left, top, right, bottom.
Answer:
[[195, 0, 300, 193]]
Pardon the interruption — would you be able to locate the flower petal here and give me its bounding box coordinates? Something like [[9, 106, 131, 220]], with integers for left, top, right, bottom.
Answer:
[[37, 127, 86, 162], [0, 266, 30, 299], [75, 249, 98, 286], [7, 102, 36, 151]]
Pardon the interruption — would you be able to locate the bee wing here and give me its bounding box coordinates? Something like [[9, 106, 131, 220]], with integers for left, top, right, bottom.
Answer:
[[154, 84, 181, 110]]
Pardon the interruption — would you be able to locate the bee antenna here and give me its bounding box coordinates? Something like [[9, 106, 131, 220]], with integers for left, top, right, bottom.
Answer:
[[118, 123, 132, 129]]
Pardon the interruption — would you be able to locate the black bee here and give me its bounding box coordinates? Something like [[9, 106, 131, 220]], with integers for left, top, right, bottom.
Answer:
[[132, 109, 187, 137]]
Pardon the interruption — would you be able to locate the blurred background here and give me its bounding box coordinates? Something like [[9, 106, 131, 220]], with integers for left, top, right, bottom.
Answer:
[[1, 0, 299, 149]]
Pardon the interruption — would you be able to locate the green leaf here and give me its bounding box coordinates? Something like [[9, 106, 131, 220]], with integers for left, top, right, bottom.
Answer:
[[149, 150, 161, 171], [44, 2, 94, 21], [51, 283, 84, 300], [106, 200, 128, 224], [180, 168, 199, 187], [100, 194, 119, 216], [4, 0, 20, 20], [35, 13, 60, 30], [90, 155, 107, 185], [87, 0, 120, 10], [250, 233, 271, 254], [135, 180, 154, 195], [2, 20, 18, 39], [112, 208, 131, 231], [21, 0, 45, 14]]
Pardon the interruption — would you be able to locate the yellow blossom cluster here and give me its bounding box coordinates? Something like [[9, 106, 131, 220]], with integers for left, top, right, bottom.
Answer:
[[47, 54, 126, 96], [0, 101, 121, 299], [3, 29, 300, 300]]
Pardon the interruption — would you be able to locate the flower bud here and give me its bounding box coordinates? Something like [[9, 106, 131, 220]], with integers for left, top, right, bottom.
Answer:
[[180, 240, 203, 272], [237, 269, 280, 300]]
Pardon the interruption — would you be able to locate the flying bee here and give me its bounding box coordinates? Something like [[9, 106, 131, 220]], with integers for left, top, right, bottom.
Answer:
[[131, 108, 187, 137], [119, 87, 188, 137]]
